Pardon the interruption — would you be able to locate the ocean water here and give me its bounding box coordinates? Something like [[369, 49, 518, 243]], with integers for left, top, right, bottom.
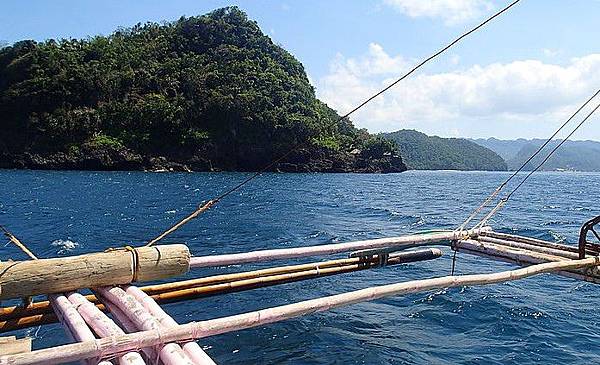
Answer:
[[2, 170, 600, 364]]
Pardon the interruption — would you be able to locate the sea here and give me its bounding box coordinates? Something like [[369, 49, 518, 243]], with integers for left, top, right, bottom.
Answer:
[[2, 170, 600, 364]]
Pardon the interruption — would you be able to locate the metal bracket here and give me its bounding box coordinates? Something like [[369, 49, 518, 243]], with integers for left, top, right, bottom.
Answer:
[[578, 215, 600, 259]]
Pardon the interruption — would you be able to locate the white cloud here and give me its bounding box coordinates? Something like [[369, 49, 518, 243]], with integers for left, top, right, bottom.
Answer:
[[316, 44, 600, 139], [383, 0, 495, 25]]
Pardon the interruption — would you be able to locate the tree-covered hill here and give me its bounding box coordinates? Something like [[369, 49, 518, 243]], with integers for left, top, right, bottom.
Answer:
[[0, 7, 405, 173], [506, 140, 600, 171], [473, 138, 600, 171], [383, 130, 507, 171]]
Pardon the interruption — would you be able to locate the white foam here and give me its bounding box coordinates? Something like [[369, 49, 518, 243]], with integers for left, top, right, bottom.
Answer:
[[51, 239, 80, 254]]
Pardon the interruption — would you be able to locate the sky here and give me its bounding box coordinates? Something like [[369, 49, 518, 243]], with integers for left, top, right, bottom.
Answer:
[[2, 0, 600, 140]]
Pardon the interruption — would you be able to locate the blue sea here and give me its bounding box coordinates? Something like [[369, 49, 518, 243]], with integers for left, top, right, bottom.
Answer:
[[2, 170, 600, 364]]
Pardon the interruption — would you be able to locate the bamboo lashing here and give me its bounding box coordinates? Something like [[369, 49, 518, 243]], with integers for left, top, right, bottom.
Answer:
[[99, 298, 158, 361], [1, 226, 114, 364], [2, 257, 597, 365], [49, 294, 112, 365]]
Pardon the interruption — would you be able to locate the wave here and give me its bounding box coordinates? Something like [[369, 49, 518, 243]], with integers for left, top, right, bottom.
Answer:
[[51, 239, 79, 254]]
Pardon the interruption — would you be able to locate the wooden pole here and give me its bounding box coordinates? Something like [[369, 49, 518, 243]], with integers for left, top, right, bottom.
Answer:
[[188, 228, 487, 268], [96, 287, 194, 365], [2, 257, 597, 365], [0, 245, 190, 300]]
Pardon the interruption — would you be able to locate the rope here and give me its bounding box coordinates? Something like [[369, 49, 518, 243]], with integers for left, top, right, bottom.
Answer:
[[124, 246, 141, 282], [144, 0, 522, 246], [1, 225, 38, 260], [145, 199, 216, 247], [450, 89, 600, 274], [474, 100, 600, 229], [457, 88, 600, 231]]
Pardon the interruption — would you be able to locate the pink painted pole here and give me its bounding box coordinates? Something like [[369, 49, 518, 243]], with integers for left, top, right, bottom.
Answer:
[[49, 294, 112, 365], [67, 292, 146, 365], [125, 286, 216, 365], [99, 297, 158, 361], [189, 228, 489, 268], [5, 257, 598, 365], [96, 287, 195, 365]]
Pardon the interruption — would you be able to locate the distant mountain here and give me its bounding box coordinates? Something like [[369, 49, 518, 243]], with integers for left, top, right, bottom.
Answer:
[[472, 138, 600, 171], [382, 130, 507, 171], [471, 138, 531, 161]]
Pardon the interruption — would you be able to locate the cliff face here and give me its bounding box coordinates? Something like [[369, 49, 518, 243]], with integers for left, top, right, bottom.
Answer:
[[0, 7, 406, 173]]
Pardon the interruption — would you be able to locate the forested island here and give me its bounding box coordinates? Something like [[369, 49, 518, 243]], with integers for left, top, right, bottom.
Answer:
[[0, 7, 405, 173]]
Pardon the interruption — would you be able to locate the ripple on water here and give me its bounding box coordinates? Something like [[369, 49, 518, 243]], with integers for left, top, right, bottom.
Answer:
[[2, 170, 600, 364]]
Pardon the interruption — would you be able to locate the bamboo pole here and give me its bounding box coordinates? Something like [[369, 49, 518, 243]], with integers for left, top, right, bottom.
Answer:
[[67, 292, 145, 365], [476, 236, 580, 259], [188, 228, 487, 268], [150, 252, 432, 303], [125, 286, 217, 365], [96, 287, 195, 365], [480, 231, 581, 253], [2, 257, 598, 365], [49, 294, 112, 365], [456, 239, 600, 280], [0, 249, 442, 325], [99, 298, 158, 361], [147, 248, 442, 295]]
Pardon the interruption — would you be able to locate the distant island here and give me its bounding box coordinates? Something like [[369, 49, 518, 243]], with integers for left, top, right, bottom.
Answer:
[[382, 130, 507, 171], [0, 7, 405, 173], [472, 138, 600, 171]]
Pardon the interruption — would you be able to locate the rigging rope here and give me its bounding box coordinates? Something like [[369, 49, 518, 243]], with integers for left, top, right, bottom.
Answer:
[[144, 0, 522, 246], [473, 100, 600, 229], [457, 88, 600, 232]]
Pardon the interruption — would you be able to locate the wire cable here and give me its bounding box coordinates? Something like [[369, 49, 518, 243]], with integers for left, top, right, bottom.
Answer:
[[474, 100, 600, 229], [457, 88, 600, 231], [144, 0, 522, 246]]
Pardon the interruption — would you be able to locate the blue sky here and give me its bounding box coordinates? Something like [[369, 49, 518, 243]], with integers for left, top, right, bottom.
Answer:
[[2, 0, 600, 140]]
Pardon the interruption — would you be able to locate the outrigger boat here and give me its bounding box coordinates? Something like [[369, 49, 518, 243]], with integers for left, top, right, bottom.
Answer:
[[2, 0, 600, 363]]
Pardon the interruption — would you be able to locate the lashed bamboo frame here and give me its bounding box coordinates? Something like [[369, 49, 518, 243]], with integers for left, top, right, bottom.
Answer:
[[3, 229, 599, 365], [0, 249, 443, 331], [1, 257, 598, 365]]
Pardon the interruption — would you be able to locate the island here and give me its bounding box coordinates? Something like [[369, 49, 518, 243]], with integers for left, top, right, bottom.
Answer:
[[0, 7, 405, 173]]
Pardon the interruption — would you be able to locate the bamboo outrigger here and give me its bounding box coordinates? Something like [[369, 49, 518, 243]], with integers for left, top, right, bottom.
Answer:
[[2, 225, 600, 364]]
